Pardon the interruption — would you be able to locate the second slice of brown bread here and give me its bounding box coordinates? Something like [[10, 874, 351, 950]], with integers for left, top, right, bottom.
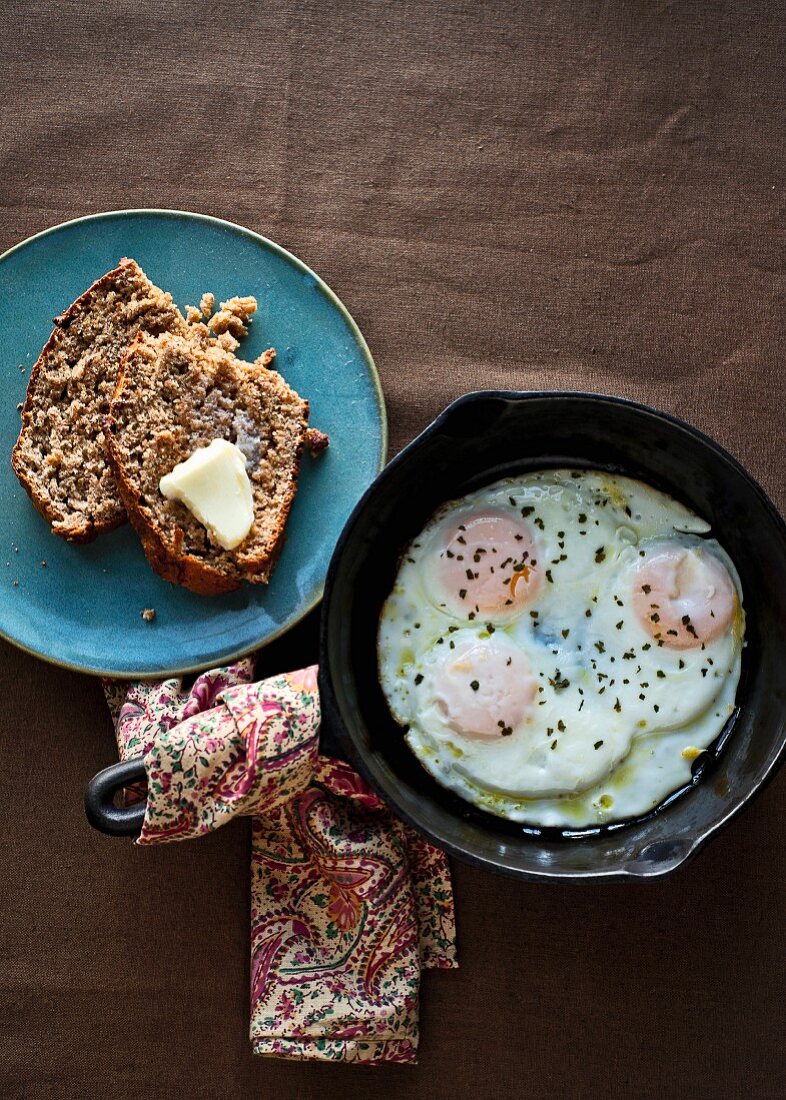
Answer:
[[105, 330, 310, 595]]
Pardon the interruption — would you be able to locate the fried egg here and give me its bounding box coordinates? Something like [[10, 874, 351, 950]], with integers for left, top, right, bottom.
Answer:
[[377, 470, 744, 827]]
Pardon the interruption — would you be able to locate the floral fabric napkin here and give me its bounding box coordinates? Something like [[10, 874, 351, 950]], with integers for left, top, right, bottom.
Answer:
[[104, 660, 457, 1064]]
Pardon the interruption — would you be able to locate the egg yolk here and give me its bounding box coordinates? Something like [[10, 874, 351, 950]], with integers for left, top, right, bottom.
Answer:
[[435, 511, 541, 618], [430, 636, 536, 740], [632, 544, 736, 649]]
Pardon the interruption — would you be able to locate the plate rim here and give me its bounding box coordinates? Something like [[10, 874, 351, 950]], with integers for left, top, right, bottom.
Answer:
[[0, 208, 388, 678]]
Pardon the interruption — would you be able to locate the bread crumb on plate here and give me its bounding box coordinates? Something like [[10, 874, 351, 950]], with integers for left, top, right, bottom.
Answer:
[[223, 295, 257, 320], [254, 348, 276, 369], [141, 608, 156, 622], [305, 428, 330, 456], [208, 295, 257, 338]]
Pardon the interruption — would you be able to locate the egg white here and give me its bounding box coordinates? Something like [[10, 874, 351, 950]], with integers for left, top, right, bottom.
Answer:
[[377, 470, 744, 827]]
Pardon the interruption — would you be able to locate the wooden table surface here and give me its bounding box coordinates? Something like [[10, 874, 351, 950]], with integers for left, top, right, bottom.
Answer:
[[1, 2, 784, 1097]]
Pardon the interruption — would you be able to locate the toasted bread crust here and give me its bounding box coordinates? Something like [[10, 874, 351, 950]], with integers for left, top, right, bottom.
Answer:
[[105, 331, 309, 596], [109, 465, 247, 594]]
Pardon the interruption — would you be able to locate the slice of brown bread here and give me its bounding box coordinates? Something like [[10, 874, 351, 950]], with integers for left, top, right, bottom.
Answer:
[[12, 258, 189, 541], [105, 329, 310, 595]]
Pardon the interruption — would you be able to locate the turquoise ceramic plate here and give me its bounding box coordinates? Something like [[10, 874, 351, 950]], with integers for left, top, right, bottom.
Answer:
[[0, 210, 386, 677]]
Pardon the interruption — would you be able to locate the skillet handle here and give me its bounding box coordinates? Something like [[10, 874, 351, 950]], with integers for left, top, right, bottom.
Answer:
[[86, 686, 346, 839], [84, 758, 147, 837]]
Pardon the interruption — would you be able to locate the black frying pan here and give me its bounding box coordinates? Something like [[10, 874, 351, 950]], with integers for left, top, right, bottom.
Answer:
[[87, 392, 786, 881]]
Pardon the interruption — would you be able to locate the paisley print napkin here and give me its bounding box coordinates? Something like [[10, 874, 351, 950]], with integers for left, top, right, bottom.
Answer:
[[104, 662, 457, 1064]]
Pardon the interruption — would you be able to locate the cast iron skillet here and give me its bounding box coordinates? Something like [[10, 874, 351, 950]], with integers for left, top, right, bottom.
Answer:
[[87, 392, 786, 881], [319, 391, 786, 881]]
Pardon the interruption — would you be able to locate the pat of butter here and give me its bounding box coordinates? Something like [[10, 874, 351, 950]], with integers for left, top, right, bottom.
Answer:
[[159, 439, 254, 551]]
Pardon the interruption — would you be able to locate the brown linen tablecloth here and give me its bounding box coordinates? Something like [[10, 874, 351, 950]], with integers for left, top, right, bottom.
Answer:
[[1, 2, 784, 1097]]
